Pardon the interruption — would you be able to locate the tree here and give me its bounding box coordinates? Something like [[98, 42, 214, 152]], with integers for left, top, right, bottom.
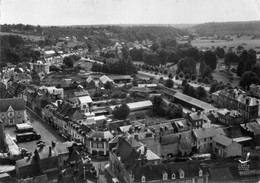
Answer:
[[196, 86, 207, 100], [158, 77, 164, 84], [132, 80, 138, 86], [143, 52, 160, 66], [121, 45, 130, 60], [166, 103, 183, 119], [179, 72, 184, 79], [63, 56, 74, 68], [224, 52, 239, 70], [203, 77, 211, 84], [203, 50, 217, 70], [201, 66, 212, 79], [199, 59, 206, 75], [160, 38, 177, 49], [50, 65, 60, 72], [165, 79, 174, 88], [102, 64, 110, 73], [168, 73, 173, 79], [91, 62, 102, 72], [176, 57, 197, 76], [152, 95, 167, 116], [112, 103, 130, 120], [215, 47, 225, 58], [104, 81, 113, 90], [239, 71, 259, 90], [150, 42, 160, 52], [157, 48, 169, 65]]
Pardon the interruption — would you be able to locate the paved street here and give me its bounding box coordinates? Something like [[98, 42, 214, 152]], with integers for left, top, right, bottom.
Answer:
[[5, 109, 66, 152]]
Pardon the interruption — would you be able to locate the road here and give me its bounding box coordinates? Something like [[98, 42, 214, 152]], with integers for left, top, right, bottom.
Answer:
[[137, 71, 210, 92], [5, 109, 66, 152]]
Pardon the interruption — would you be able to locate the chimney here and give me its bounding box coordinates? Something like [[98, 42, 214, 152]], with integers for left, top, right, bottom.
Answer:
[[134, 134, 139, 140], [57, 100, 61, 107], [52, 141, 56, 148], [49, 146, 52, 157], [144, 145, 148, 156], [197, 110, 201, 115], [245, 98, 250, 105]]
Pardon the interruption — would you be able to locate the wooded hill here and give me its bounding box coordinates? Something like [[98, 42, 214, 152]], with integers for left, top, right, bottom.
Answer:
[[192, 21, 260, 37]]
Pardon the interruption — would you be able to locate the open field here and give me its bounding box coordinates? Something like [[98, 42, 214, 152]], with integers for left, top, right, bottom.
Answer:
[[0, 32, 45, 41], [190, 36, 260, 50]]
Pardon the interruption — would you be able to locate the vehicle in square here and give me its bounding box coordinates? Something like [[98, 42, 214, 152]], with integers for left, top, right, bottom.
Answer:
[[16, 132, 41, 143], [15, 124, 35, 133]]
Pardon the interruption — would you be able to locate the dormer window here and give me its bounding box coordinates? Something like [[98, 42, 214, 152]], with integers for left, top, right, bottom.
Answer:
[[199, 169, 203, 176], [171, 173, 175, 179], [141, 175, 146, 182], [163, 172, 168, 180], [179, 169, 184, 179]]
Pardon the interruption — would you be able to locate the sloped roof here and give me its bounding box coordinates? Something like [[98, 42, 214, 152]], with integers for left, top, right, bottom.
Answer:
[[129, 87, 152, 93], [127, 100, 153, 111], [90, 130, 113, 140], [0, 98, 26, 112], [109, 75, 132, 80], [241, 122, 260, 135], [99, 75, 112, 84], [213, 135, 233, 147], [86, 76, 93, 83], [193, 127, 217, 140], [74, 90, 89, 97], [136, 145, 160, 161], [78, 95, 93, 104], [132, 161, 207, 182], [209, 167, 233, 181]]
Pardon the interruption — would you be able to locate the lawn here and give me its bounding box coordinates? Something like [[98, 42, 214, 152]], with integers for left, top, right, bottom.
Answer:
[[190, 36, 260, 50]]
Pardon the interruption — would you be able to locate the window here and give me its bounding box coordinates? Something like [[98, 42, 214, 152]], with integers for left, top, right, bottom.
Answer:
[[17, 112, 21, 117], [9, 112, 13, 117], [98, 143, 103, 148], [171, 173, 175, 179], [179, 170, 184, 178], [9, 119, 14, 124], [92, 143, 97, 148], [83, 105, 87, 108], [163, 173, 168, 180], [1, 113, 4, 118], [199, 169, 203, 176], [198, 178, 203, 183], [141, 175, 146, 182]]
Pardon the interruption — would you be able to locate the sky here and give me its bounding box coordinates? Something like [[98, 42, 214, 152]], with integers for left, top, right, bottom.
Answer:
[[1, 0, 260, 26]]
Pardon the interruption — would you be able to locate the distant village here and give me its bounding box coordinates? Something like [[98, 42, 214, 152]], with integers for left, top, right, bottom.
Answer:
[[0, 24, 260, 183]]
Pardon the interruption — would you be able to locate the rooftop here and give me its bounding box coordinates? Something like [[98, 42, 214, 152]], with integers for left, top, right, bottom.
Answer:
[[0, 98, 26, 112], [193, 127, 218, 140]]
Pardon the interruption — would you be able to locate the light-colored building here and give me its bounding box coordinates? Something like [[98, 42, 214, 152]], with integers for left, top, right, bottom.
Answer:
[[213, 89, 259, 122], [249, 84, 260, 98], [29, 61, 50, 74], [193, 127, 218, 153], [213, 135, 242, 158], [0, 98, 26, 126], [86, 130, 114, 156]]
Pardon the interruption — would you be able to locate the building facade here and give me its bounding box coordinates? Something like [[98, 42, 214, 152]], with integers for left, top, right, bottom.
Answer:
[[0, 98, 26, 126]]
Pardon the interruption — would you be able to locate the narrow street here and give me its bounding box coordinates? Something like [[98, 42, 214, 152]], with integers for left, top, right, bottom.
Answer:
[[5, 108, 66, 152]]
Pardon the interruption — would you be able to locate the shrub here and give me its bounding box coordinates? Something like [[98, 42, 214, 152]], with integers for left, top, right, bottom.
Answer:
[[179, 72, 184, 79], [203, 77, 211, 84], [191, 74, 196, 81], [185, 74, 190, 80]]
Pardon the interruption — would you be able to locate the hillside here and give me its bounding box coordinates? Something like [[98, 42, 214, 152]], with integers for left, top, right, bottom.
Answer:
[[118, 26, 187, 41], [192, 21, 260, 37]]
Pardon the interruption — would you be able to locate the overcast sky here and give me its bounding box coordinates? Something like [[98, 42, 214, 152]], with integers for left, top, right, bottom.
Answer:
[[1, 0, 260, 25]]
